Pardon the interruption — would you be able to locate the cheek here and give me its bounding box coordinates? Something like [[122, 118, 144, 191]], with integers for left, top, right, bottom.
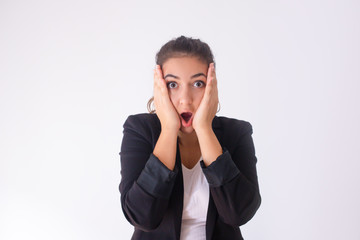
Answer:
[[169, 91, 179, 105], [194, 90, 205, 107]]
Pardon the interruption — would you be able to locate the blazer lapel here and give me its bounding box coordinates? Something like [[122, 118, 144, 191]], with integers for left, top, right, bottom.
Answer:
[[173, 139, 184, 240]]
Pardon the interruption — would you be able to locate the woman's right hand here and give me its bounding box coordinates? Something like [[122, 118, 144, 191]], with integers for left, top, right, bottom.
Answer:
[[153, 65, 181, 133]]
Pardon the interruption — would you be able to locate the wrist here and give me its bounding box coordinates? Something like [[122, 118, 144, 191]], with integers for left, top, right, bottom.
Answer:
[[161, 125, 179, 136], [194, 124, 213, 135]]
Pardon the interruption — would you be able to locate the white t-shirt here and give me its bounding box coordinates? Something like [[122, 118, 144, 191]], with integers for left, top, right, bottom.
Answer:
[[180, 158, 209, 240]]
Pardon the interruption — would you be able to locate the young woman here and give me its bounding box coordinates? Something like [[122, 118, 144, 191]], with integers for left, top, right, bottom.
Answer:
[[119, 36, 261, 240]]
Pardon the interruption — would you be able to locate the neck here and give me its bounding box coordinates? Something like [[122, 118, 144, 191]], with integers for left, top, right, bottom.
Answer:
[[178, 130, 199, 147]]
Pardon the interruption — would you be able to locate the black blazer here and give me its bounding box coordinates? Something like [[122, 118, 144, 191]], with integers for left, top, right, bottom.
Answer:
[[119, 113, 261, 240]]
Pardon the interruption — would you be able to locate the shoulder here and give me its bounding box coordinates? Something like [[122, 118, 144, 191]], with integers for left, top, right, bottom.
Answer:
[[124, 113, 159, 126], [123, 113, 161, 140], [213, 116, 256, 154], [213, 116, 252, 131], [214, 116, 253, 134], [123, 113, 160, 130]]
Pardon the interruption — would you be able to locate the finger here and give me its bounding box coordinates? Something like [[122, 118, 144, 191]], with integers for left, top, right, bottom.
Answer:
[[155, 65, 164, 79], [154, 68, 166, 99], [207, 63, 213, 85], [207, 63, 216, 85], [154, 66, 161, 85], [154, 68, 164, 90], [158, 68, 168, 89], [153, 68, 158, 85], [155, 67, 170, 97], [205, 66, 219, 102], [211, 63, 217, 86], [156, 65, 163, 76], [155, 66, 166, 85], [205, 63, 215, 91]]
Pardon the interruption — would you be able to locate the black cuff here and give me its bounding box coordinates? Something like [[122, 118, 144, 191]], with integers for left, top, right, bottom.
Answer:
[[137, 153, 178, 198], [200, 150, 240, 187]]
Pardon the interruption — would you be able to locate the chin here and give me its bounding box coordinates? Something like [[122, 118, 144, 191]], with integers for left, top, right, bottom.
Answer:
[[180, 125, 194, 134]]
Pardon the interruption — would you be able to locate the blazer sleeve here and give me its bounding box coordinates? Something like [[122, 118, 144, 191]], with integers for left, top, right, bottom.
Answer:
[[200, 121, 261, 226], [119, 115, 179, 231]]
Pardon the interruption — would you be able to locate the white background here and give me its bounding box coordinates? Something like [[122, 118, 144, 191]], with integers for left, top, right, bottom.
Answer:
[[1, 0, 360, 239]]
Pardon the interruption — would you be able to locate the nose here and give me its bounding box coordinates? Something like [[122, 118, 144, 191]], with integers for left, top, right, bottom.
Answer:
[[179, 86, 193, 106]]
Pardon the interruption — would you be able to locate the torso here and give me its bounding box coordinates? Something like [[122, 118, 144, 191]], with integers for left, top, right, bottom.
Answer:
[[180, 159, 209, 240]]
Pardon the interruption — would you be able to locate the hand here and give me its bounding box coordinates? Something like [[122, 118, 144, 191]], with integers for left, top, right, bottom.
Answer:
[[153, 65, 181, 133], [192, 63, 218, 132]]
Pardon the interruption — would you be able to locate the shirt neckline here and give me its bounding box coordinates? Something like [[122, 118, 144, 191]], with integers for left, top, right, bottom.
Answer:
[[181, 157, 202, 172]]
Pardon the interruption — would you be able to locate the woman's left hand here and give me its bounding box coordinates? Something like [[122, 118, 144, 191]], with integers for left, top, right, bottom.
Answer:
[[192, 62, 219, 132]]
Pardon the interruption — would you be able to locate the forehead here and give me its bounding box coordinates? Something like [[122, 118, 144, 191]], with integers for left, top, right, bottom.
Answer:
[[162, 57, 208, 76]]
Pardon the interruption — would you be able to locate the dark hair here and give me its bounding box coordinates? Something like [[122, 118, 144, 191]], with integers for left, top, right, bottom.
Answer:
[[148, 36, 215, 113]]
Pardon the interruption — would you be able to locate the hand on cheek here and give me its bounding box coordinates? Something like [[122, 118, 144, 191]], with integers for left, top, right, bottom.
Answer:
[[192, 63, 219, 132], [153, 65, 181, 133]]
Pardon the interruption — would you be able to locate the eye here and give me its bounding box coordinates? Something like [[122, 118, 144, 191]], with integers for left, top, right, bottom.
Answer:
[[167, 81, 178, 89], [193, 81, 205, 88]]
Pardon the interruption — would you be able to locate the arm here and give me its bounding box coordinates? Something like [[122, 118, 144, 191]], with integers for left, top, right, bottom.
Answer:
[[119, 65, 181, 231], [195, 127, 222, 166], [119, 115, 178, 231], [152, 64, 180, 170], [200, 121, 261, 226], [193, 62, 222, 166], [153, 128, 178, 171], [193, 63, 261, 226]]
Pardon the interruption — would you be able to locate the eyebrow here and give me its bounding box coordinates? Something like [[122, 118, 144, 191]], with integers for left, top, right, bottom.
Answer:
[[164, 73, 207, 79]]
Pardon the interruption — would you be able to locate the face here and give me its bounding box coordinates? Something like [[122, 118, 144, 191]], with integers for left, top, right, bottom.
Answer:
[[162, 56, 208, 134]]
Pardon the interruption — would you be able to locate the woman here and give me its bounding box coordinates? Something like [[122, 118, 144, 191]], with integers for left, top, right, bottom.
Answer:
[[119, 36, 261, 240]]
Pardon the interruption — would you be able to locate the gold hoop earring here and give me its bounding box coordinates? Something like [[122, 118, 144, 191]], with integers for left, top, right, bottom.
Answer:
[[216, 102, 221, 113], [147, 96, 156, 114]]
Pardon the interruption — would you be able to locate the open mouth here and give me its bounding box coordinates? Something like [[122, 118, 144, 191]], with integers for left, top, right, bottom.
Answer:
[[181, 112, 193, 123]]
